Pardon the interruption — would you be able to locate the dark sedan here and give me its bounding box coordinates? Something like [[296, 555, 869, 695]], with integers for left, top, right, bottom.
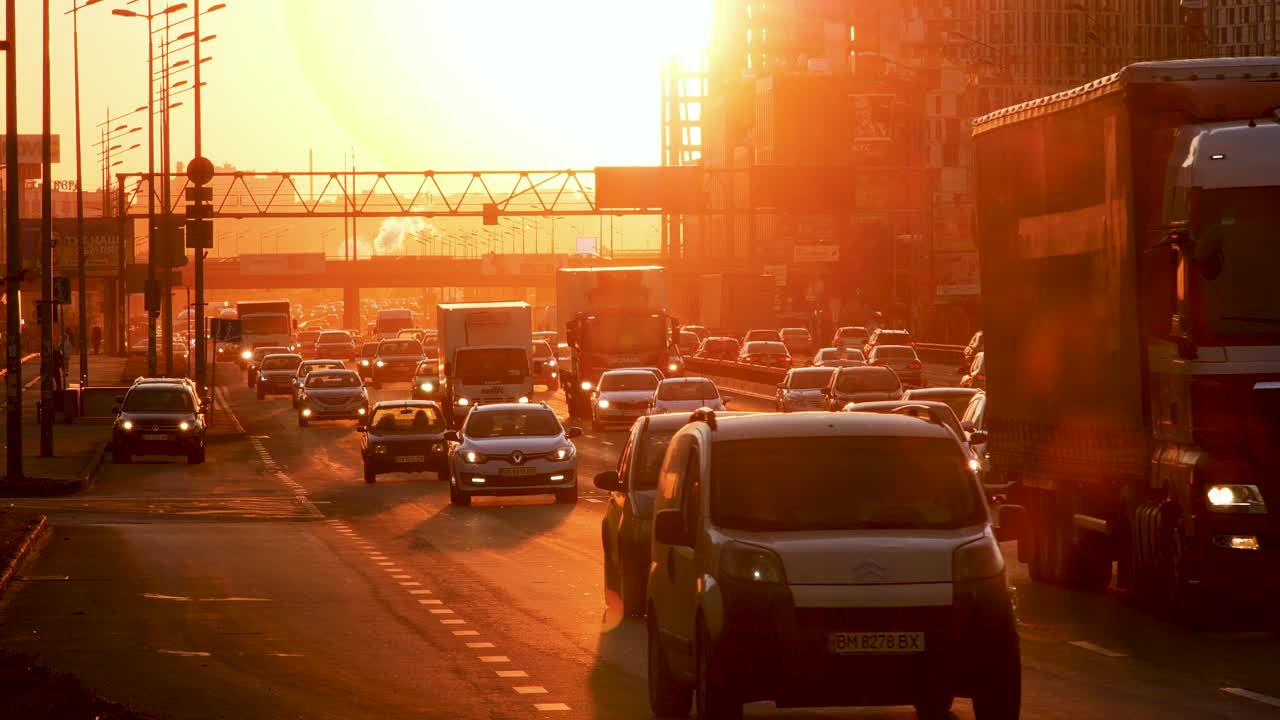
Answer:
[[694, 336, 740, 361], [738, 340, 792, 369], [825, 365, 904, 409], [371, 339, 425, 387], [355, 341, 380, 379], [358, 397, 453, 481], [360, 401, 451, 484], [411, 359, 445, 402]]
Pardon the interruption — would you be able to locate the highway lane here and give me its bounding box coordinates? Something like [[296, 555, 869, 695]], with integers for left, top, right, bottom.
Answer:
[[0, 362, 1278, 719]]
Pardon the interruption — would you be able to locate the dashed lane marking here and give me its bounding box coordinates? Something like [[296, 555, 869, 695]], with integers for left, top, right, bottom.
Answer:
[[430, 608, 455, 615], [453, 630, 480, 637], [408, 589, 432, 595], [440, 619, 466, 625], [1068, 641, 1126, 658], [240, 417, 323, 519], [497, 670, 528, 678], [480, 656, 511, 663], [418, 599, 443, 605], [514, 686, 549, 695], [400, 581, 422, 586], [534, 703, 571, 711], [584, 498, 604, 504], [1221, 688, 1280, 709], [466, 642, 496, 649], [158, 650, 211, 657]]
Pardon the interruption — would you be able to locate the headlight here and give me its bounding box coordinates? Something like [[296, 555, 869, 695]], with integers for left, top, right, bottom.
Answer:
[[419, 382, 434, 392], [301, 408, 313, 417], [457, 397, 470, 406], [597, 398, 610, 409], [668, 362, 680, 372], [548, 359, 557, 367], [357, 407, 367, 416], [375, 360, 385, 368], [518, 396, 529, 404], [721, 542, 786, 584], [968, 457, 981, 473], [241, 350, 253, 360], [463, 450, 486, 464], [373, 445, 388, 454], [953, 534, 1005, 582], [360, 359, 370, 367], [554, 446, 573, 461], [580, 380, 593, 391], [1206, 484, 1268, 514], [179, 421, 190, 432], [121, 420, 133, 431]]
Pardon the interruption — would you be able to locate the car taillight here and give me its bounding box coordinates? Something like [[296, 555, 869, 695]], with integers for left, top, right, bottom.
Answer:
[[907, 361, 922, 369], [975, 373, 986, 382]]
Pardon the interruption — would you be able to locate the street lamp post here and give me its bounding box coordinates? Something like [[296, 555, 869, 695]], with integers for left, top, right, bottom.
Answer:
[[39, 0, 53, 456], [68, 0, 104, 394], [4, 0, 21, 481]]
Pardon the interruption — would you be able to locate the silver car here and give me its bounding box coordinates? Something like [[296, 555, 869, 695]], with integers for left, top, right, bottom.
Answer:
[[868, 344, 925, 388], [446, 403, 584, 506], [811, 346, 866, 368], [291, 359, 347, 407], [256, 353, 303, 400], [776, 366, 836, 412], [297, 369, 370, 427], [591, 369, 660, 432]]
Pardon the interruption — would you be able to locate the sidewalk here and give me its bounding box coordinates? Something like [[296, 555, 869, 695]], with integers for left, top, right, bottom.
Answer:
[[0, 355, 127, 492]]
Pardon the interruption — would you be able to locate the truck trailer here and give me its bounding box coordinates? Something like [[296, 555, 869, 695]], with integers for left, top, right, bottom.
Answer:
[[972, 58, 1280, 613], [436, 302, 533, 425], [555, 266, 679, 418]]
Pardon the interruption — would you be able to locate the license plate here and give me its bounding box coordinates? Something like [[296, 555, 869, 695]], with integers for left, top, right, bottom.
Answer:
[[396, 455, 425, 463], [827, 632, 924, 654], [143, 433, 170, 441], [499, 467, 536, 476]]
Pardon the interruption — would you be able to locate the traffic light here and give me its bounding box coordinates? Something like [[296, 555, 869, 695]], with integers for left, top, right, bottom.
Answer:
[[483, 203, 499, 226], [186, 185, 214, 250]]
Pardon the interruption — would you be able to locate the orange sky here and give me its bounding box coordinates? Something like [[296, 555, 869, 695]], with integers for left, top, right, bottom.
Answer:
[[3, 0, 713, 189]]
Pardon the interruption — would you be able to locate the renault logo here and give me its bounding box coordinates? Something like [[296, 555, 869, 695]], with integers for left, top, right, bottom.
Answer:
[[510, 451, 525, 465], [854, 560, 888, 582]]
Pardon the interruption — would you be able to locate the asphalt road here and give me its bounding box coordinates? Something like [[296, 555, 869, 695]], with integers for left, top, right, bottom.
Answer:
[[1, 362, 1278, 719]]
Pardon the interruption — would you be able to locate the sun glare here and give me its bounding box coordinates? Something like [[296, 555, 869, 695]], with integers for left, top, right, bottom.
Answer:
[[278, 0, 714, 169]]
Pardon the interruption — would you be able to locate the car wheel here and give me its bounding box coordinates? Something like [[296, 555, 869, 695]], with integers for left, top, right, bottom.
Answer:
[[364, 466, 376, 484], [437, 462, 453, 483], [449, 482, 471, 507], [972, 624, 1021, 720], [619, 547, 645, 617], [112, 447, 129, 464], [298, 414, 309, 428], [187, 445, 205, 465], [913, 693, 954, 720], [648, 616, 693, 717], [696, 623, 742, 720], [256, 386, 265, 401], [555, 485, 578, 504], [247, 374, 256, 388]]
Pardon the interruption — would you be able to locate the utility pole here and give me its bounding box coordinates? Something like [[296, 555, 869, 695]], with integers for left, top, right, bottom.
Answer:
[[4, 0, 22, 482], [160, 13, 174, 375], [146, 1, 158, 375], [39, 0, 54, 457], [70, 0, 102, 393], [191, 0, 210, 401]]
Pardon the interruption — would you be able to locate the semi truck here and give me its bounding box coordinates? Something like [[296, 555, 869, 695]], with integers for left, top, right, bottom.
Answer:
[[436, 301, 533, 425], [972, 58, 1280, 613], [556, 266, 679, 418], [235, 300, 293, 368], [698, 273, 777, 339]]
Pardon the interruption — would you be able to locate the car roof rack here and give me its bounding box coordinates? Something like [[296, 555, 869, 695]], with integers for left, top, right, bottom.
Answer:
[[688, 407, 718, 430]]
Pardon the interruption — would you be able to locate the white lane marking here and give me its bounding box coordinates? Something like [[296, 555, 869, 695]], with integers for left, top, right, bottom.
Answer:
[[418, 599, 443, 605], [601, 440, 615, 447], [515, 686, 548, 694], [144, 593, 192, 601], [584, 498, 604, 504], [408, 589, 433, 595], [269, 653, 305, 657], [534, 703, 570, 711], [384, 568, 405, 573], [1222, 688, 1280, 708], [429, 608, 455, 615], [399, 581, 422, 586], [158, 649, 211, 657], [392, 575, 413, 580], [440, 619, 465, 625], [466, 642, 496, 649], [368, 554, 388, 559], [1068, 640, 1126, 658], [497, 670, 528, 678], [453, 630, 480, 637], [144, 594, 270, 603], [480, 656, 510, 663]]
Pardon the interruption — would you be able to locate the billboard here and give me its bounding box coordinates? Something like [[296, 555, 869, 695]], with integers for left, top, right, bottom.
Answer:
[[934, 252, 980, 297], [0, 134, 61, 164], [16, 218, 130, 277]]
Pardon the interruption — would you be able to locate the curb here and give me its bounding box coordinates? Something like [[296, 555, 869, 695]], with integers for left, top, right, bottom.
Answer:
[[0, 441, 109, 498], [78, 441, 108, 493], [0, 514, 47, 600]]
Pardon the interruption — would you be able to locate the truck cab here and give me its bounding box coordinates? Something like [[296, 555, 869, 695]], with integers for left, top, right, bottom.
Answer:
[[236, 300, 293, 368]]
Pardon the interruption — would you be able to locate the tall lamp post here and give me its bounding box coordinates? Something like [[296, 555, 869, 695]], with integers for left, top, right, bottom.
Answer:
[[4, 0, 21, 481], [67, 0, 104, 393], [111, 1, 187, 377]]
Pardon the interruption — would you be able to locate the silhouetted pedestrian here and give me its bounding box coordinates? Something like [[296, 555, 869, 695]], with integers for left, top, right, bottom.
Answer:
[[91, 325, 102, 355], [50, 345, 65, 392]]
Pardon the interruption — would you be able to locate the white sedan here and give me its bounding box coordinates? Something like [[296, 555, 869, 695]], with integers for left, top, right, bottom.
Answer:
[[651, 377, 727, 414]]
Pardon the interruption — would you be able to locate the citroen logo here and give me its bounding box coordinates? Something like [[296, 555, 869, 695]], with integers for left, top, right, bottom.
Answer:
[[151, 425, 160, 432], [854, 560, 888, 582], [510, 451, 525, 465]]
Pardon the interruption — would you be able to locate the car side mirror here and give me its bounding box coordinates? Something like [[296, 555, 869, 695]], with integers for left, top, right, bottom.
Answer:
[[565, 426, 584, 439], [722, 398, 731, 406], [364, 380, 374, 387], [444, 430, 461, 443], [653, 509, 690, 546], [356, 420, 367, 430], [114, 395, 124, 404], [969, 431, 988, 445], [111, 406, 120, 415], [593, 470, 621, 492], [777, 384, 786, 391], [961, 420, 975, 432]]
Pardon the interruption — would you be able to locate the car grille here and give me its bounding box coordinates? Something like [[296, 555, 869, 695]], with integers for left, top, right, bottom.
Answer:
[[612, 401, 650, 410], [789, 397, 825, 410], [794, 606, 953, 634], [312, 395, 358, 406], [135, 421, 184, 432]]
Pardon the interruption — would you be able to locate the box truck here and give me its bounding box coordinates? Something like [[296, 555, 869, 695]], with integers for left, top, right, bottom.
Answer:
[[436, 301, 533, 424]]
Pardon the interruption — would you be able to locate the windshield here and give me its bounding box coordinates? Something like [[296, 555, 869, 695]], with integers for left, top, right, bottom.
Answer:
[[360, 343, 379, 356], [703, 340, 738, 353], [531, 343, 553, 359], [252, 346, 288, 360], [837, 328, 867, 340], [379, 340, 422, 356], [1194, 187, 1280, 343], [261, 356, 302, 371], [123, 389, 193, 413], [836, 369, 900, 393], [634, 427, 678, 489], [875, 347, 917, 360], [788, 368, 835, 389], [878, 332, 912, 344], [600, 373, 659, 392], [318, 332, 351, 344], [464, 409, 562, 438], [656, 380, 718, 401], [745, 330, 781, 342], [580, 315, 668, 354], [242, 316, 290, 335], [454, 347, 528, 384], [369, 405, 445, 433], [301, 362, 344, 374], [818, 348, 864, 362], [298, 332, 321, 344], [306, 372, 361, 388], [711, 437, 984, 531], [416, 360, 439, 375], [377, 314, 414, 333], [744, 342, 786, 355]]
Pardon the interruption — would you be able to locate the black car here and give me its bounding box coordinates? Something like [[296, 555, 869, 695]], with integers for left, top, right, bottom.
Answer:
[[360, 400, 451, 484], [594, 412, 751, 615], [112, 381, 206, 464], [355, 341, 380, 379], [825, 365, 904, 409], [411, 359, 445, 402], [246, 345, 289, 388], [371, 339, 425, 387], [695, 336, 741, 361]]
